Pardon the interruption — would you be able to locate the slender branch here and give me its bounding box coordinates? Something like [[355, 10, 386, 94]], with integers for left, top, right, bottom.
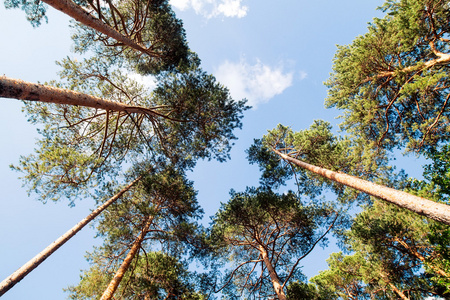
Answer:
[[214, 259, 263, 293], [282, 212, 339, 288]]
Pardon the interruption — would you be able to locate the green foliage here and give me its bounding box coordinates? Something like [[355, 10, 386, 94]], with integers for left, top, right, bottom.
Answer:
[[66, 251, 205, 299], [67, 167, 209, 298], [286, 281, 329, 300], [310, 252, 372, 300], [12, 52, 247, 203], [4, 0, 48, 27], [423, 144, 450, 201], [71, 0, 190, 75], [151, 57, 249, 165], [95, 167, 203, 255], [310, 198, 450, 299], [326, 0, 450, 154], [259, 120, 388, 205], [210, 187, 339, 298], [348, 201, 447, 296], [263, 121, 357, 173], [247, 138, 293, 189], [6, 0, 190, 73]]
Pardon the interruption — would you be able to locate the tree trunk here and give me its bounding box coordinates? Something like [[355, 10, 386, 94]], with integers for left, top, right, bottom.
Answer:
[[0, 177, 141, 296], [258, 245, 286, 300], [273, 149, 450, 225], [41, 0, 154, 56], [379, 272, 410, 300], [100, 213, 155, 300], [0, 76, 157, 116], [388, 282, 410, 300], [393, 237, 450, 278]]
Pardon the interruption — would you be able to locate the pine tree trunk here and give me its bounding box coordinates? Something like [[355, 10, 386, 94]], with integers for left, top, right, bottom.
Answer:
[[41, 0, 154, 56], [272, 149, 450, 225], [393, 237, 450, 278], [379, 273, 410, 300], [0, 76, 155, 115], [100, 213, 155, 300], [388, 282, 410, 300], [0, 177, 141, 296], [258, 245, 287, 300]]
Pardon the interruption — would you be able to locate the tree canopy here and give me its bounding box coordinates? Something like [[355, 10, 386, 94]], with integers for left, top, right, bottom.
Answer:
[[209, 186, 340, 299], [326, 0, 450, 154], [3, 0, 450, 298]]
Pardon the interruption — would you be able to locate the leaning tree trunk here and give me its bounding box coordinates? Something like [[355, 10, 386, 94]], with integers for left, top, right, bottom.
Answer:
[[0, 76, 157, 116], [388, 282, 410, 300], [0, 177, 141, 296], [258, 245, 287, 300], [41, 0, 154, 56], [272, 149, 450, 225], [393, 237, 449, 278], [100, 213, 155, 300]]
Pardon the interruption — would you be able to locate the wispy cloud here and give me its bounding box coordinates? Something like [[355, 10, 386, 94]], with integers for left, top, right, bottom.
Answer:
[[169, 0, 248, 18], [215, 59, 298, 109], [126, 72, 157, 91]]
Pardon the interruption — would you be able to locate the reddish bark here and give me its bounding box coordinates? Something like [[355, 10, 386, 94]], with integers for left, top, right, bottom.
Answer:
[[100, 213, 155, 300], [273, 148, 450, 225], [0, 76, 156, 116], [41, 0, 155, 56], [0, 177, 141, 296]]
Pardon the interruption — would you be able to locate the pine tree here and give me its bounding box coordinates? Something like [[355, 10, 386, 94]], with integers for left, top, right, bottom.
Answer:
[[210, 187, 339, 299], [259, 122, 450, 225]]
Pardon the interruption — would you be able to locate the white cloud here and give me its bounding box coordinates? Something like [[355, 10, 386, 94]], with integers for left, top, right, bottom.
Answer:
[[169, 0, 248, 18], [217, 0, 248, 18], [215, 59, 296, 108], [126, 72, 157, 91], [169, 0, 191, 10]]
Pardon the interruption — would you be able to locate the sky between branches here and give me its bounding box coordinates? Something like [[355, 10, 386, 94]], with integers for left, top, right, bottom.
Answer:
[[1, 1, 429, 299]]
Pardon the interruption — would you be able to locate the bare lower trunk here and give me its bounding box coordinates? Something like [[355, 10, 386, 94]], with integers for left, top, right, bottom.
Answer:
[[273, 149, 450, 225], [0, 76, 155, 115], [41, 0, 153, 56], [100, 213, 155, 300], [258, 245, 286, 300], [0, 177, 141, 296]]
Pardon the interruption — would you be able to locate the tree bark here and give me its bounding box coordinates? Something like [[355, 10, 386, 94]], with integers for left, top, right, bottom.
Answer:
[[393, 237, 449, 278], [100, 213, 155, 300], [388, 282, 410, 300], [273, 149, 450, 225], [362, 48, 450, 83], [41, 0, 154, 56], [258, 245, 286, 300], [0, 177, 141, 296], [0, 76, 156, 116]]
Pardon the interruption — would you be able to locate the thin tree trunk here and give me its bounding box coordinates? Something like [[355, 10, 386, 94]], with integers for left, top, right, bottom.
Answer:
[[100, 213, 155, 300], [258, 245, 286, 300], [0, 76, 156, 116], [379, 272, 410, 300], [41, 0, 155, 57], [273, 149, 450, 225], [388, 282, 410, 300], [0, 177, 141, 296], [393, 237, 450, 278]]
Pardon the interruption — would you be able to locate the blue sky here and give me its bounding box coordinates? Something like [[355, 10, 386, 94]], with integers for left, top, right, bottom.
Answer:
[[0, 0, 427, 298]]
